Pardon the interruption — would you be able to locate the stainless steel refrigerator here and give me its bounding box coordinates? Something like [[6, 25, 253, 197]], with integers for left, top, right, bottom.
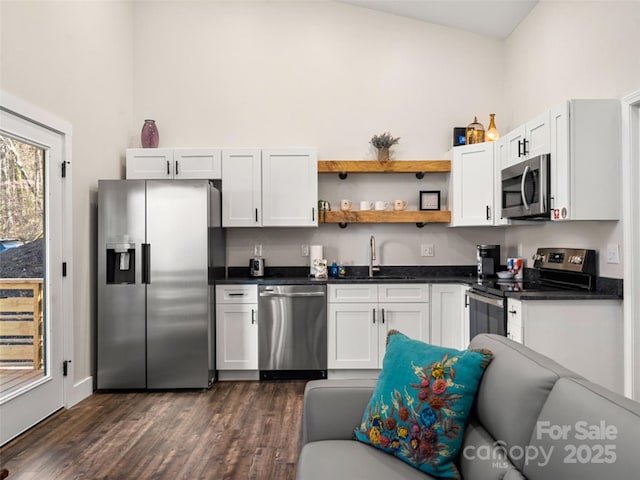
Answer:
[[97, 180, 225, 389]]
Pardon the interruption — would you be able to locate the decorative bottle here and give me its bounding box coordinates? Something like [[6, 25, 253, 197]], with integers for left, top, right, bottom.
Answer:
[[465, 116, 485, 145], [486, 113, 500, 142], [141, 119, 159, 148]]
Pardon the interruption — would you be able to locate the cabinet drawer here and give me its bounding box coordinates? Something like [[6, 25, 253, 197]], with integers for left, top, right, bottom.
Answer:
[[378, 284, 429, 303], [328, 284, 378, 303], [216, 284, 258, 303]]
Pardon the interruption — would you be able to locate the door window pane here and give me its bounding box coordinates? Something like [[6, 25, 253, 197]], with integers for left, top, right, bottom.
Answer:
[[0, 134, 46, 395]]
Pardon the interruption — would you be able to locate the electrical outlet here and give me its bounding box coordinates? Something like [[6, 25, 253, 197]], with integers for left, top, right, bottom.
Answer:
[[421, 243, 435, 257], [301, 244, 309, 257], [606, 244, 620, 264], [254, 244, 262, 257]]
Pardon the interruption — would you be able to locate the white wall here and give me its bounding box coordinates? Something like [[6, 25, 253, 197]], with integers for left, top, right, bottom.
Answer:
[[502, 0, 640, 278], [131, 0, 506, 267], [0, 1, 134, 383]]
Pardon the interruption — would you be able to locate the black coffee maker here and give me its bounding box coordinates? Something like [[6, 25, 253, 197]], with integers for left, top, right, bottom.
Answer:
[[477, 244, 500, 278]]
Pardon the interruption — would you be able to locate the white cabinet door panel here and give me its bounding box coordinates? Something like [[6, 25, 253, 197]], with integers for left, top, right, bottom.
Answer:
[[222, 149, 262, 227], [431, 284, 466, 350], [378, 284, 429, 302], [174, 148, 221, 179], [452, 143, 494, 226], [262, 148, 317, 226], [328, 284, 378, 303], [327, 304, 378, 369], [378, 303, 430, 366], [525, 111, 550, 159], [215, 304, 258, 370], [126, 148, 174, 179]]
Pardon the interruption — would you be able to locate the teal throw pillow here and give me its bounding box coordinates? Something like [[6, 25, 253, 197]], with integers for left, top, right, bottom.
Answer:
[[354, 330, 493, 479]]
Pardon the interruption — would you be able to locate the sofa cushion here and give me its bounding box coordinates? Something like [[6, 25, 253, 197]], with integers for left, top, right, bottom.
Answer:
[[301, 379, 376, 445], [354, 330, 493, 478], [459, 420, 526, 480], [523, 377, 640, 480], [468, 334, 583, 471], [297, 440, 436, 480]]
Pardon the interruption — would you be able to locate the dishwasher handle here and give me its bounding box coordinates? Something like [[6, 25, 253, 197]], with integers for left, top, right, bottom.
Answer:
[[259, 291, 326, 298]]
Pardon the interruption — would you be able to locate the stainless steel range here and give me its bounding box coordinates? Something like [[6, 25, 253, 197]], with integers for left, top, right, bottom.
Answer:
[[465, 247, 597, 341]]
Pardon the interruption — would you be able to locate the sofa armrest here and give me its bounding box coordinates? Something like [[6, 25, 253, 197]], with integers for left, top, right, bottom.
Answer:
[[301, 379, 376, 446]]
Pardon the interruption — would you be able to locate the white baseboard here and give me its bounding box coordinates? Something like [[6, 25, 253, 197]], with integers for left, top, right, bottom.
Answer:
[[66, 375, 93, 408]]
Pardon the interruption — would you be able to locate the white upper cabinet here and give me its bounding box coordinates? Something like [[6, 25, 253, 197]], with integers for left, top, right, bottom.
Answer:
[[505, 111, 550, 167], [222, 147, 318, 227], [173, 148, 221, 179], [261, 148, 318, 227], [451, 142, 495, 226], [126, 148, 174, 179], [221, 148, 262, 227], [549, 99, 620, 221], [126, 148, 221, 180]]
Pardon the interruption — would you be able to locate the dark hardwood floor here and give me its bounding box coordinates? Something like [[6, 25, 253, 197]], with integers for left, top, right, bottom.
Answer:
[[0, 381, 306, 479]]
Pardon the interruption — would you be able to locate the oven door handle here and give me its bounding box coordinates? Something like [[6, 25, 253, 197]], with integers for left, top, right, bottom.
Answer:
[[465, 290, 504, 308], [520, 165, 531, 210]]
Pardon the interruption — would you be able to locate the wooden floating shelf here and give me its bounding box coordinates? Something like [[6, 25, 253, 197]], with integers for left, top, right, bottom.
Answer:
[[318, 160, 451, 174], [320, 210, 451, 225]]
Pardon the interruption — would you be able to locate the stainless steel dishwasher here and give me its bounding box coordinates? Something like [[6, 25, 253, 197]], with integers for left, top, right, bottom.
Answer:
[[258, 284, 327, 380]]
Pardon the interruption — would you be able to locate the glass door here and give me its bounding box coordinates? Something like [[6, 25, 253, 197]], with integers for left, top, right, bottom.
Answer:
[[0, 108, 65, 445]]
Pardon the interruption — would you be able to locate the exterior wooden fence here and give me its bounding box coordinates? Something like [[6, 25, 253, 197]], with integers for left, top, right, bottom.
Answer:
[[0, 279, 43, 369]]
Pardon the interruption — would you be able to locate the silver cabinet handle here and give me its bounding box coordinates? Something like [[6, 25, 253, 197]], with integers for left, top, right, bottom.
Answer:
[[372, 308, 376, 324], [251, 309, 256, 324], [381, 308, 385, 324]]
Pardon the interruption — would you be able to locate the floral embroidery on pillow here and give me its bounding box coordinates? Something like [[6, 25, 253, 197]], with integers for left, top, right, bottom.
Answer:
[[354, 330, 493, 479]]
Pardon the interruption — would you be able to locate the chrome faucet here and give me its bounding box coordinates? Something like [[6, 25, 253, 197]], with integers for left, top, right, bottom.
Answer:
[[369, 235, 381, 277]]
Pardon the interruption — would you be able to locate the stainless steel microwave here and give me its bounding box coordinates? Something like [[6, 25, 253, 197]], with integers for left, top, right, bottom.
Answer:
[[501, 154, 550, 219]]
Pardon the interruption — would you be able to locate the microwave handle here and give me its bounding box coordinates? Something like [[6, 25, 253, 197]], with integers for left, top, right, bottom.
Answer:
[[521, 165, 530, 210]]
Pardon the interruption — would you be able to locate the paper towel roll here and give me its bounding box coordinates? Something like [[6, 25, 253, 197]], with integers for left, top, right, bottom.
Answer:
[[310, 245, 323, 274]]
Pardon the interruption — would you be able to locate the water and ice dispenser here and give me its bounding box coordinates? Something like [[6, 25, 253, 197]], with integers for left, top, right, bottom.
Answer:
[[106, 242, 135, 284]]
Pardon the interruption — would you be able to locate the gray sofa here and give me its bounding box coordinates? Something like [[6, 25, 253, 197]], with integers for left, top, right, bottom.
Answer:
[[297, 334, 640, 479]]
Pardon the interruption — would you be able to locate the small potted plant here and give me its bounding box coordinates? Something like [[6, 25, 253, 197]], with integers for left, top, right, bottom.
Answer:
[[370, 132, 400, 162]]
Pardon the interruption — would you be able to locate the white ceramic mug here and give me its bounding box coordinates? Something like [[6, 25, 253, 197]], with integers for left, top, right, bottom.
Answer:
[[394, 200, 408, 211], [374, 200, 389, 211], [359, 201, 373, 211], [340, 199, 353, 211]]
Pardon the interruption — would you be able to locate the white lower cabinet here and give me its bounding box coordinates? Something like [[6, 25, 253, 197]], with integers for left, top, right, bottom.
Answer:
[[506, 298, 623, 394], [430, 284, 468, 350], [327, 284, 429, 370], [215, 285, 258, 371]]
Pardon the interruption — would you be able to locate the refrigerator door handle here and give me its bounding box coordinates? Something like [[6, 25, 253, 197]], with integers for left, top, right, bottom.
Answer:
[[142, 243, 151, 284]]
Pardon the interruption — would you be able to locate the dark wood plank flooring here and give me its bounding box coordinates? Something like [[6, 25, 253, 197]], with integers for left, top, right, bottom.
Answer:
[[0, 381, 307, 479]]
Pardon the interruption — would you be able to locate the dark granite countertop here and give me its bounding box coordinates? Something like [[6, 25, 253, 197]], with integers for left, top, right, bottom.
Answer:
[[215, 265, 623, 300]]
